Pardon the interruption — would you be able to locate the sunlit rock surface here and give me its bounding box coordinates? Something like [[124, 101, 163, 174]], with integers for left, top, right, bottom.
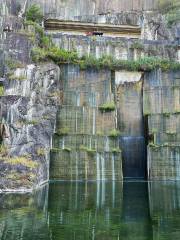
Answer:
[[0, 63, 60, 191]]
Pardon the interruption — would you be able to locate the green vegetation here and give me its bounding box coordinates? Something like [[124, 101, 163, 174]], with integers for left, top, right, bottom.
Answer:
[[99, 101, 116, 112], [63, 147, 71, 152], [25, 4, 43, 23], [111, 148, 122, 153], [56, 127, 70, 136], [151, 128, 158, 134], [37, 148, 46, 156], [96, 131, 104, 136], [8, 74, 27, 81], [0, 85, 4, 96], [130, 41, 144, 50], [51, 148, 61, 153], [79, 145, 96, 155], [22, 119, 39, 125], [158, 0, 180, 25], [166, 131, 176, 135], [32, 46, 180, 71], [143, 111, 151, 116], [148, 143, 160, 149], [5, 59, 24, 70], [163, 112, 171, 117], [0, 144, 8, 156], [108, 129, 120, 138], [5, 156, 38, 169], [30, 18, 180, 71]]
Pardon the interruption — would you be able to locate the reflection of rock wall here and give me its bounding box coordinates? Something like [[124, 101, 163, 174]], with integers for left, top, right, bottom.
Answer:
[[0, 185, 49, 239], [148, 181, 180, 239], [48, 182, 123, 239]]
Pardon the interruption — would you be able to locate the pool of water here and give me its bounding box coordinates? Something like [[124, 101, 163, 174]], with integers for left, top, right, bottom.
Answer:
[[0, 181, 180, 240]]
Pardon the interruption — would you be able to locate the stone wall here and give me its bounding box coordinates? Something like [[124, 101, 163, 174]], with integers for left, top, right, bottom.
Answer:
[[29, 0, 159, 20], [50, 64, 123, 181], [48, 33, 178, 61], [144, 70, 180, 180]]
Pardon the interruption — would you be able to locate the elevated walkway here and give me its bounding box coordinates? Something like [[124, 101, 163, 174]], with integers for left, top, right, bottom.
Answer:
[[45, 19, 141, 38]]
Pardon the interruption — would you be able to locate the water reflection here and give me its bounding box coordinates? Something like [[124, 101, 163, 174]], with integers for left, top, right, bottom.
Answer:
[[149, 181, 180, 240], [0, 185, 49, 240], [1, 181, 180, 239]]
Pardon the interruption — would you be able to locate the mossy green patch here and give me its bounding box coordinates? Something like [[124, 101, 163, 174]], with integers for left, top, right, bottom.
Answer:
[[108, 129, 120, 138], [0, 85, 4, 96], [5, 156, 38, 169], [63, 147, 71, 152], [32, 46, 180, 72], [8, 74, 27, 81], [25, 4, 43, 23], [5, 59, 25, 70], [99, 102, 116, 112], [111, 148, 122, 153], [37, 148, 46, 156], [79, 145, 96, 155], [56, 127, 70, 136]]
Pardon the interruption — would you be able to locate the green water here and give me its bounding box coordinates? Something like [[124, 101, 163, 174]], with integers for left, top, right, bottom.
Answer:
[[0, 181, 180, 240]]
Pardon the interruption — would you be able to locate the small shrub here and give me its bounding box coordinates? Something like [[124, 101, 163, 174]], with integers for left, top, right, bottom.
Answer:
[[47, 47, 78, 64], [79, 145, 96, 155], [5, 59, 24, 70], [63, 147, 71, 152], [0, 85, 4, 96], [111, 148, 122, 153], [131, 41, 144, 50], [148, 143, 159, 149], [99, 101, 116, 112], [57, 127, 70, 136], [31, 47, 47, 62], [0, 145, 8, 156], [166, 131, 176, 135], [108, 129, 120, 137], [23, 120, 39, 125], [37, 148, 45, 156], [51, 148, 61, 153], [96, 131, 104, 136], [163, 142, 169, 147], [8, 74, 27, 81], [6, 156, 38, 169], [151, 128, 158, 134], [25, 4, 43, 23]]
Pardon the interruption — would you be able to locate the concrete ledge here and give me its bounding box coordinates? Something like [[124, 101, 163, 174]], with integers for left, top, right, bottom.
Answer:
[[45, 19, 141, 37]]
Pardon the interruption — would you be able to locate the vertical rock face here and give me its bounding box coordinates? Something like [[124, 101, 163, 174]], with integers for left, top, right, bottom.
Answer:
[[0, 63, 60, 191], [115, 71, 146, 178], [50, 65, 122, 181], [0, 0, 180, 190], [29, 0, 159, 19], [144, 70, 180, 180]]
